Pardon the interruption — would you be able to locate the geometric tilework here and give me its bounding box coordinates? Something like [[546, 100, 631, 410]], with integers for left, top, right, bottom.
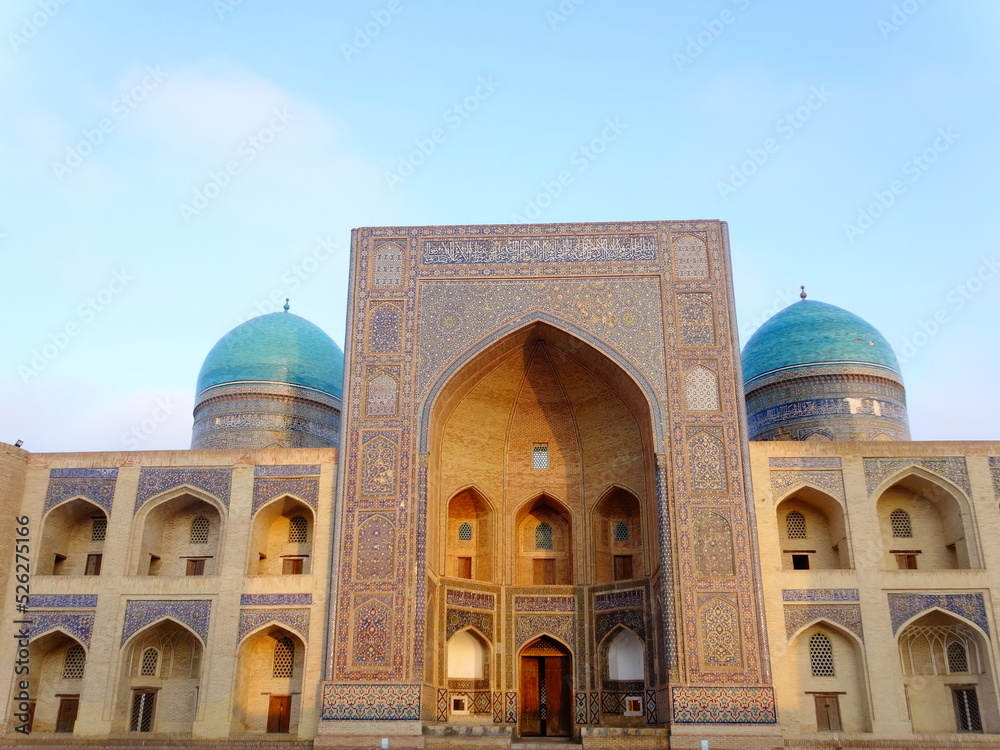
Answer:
[[252, 476, 319, 514], [436, 688, 448, 722], [992, 468, 1000, 500], [784, 604, 864, 642], [676, 293, 715, 347], [595, 609, 645, 645], [505, 691, 518, 724], [645, 689, 657, 725], [321, 683, 421, 720], [671, 686, 777, 724], [421, 233, 657, 266], [445, 609, 493, 640], [28, 594, 98, 608], [50, 468, 120, 479], [863, 457, 971, 497], [684, 365, 720, 411], [27, 611, 95, 649], [135, 468, 232, 512], [238, 608, 310, 642], [672, 234, 710, 280], [121, 599, 212, 645], [769, 457, 842, 468], [368, 302, 403, 354], [240, 594, 312, 606], [687, 427, 727, 493], [44, 475, 117, 514], [515, 614, 574, 649], [692, 510, 734, 576], [253, 465, 321, 477], [352, 596, 393, 664], [770, 469, 845, 503], [360, 436, 398, 497], [372, 241, 404, 288], [575, 692, 588, 725], [990, 457, 1000, 468], [887, 593, 989, 635], [590, 691, 600, 725], [782, 589, 859, 602], [699, 598, 741, 667]]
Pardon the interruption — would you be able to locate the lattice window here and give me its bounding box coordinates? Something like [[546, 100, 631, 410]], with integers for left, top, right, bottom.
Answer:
[[63, 644, 86, 679], [130, 691, 155, 732], [91, 517, 107, 541], [532, 444, 549, 469], [190, 516, 209, 543], [786, 511, 807, 539], [955, 688, 983, 732], [614, 522, 629, 541], [809, 632, 835, 677], [948, 641, 970, 673], [458, 522, 472, 541], [273, 636, 295, 678], [535, 522, 553, 550], [890, 509, 912, 538], [288, 515, 307, 543], [140, 648, 159, 677]]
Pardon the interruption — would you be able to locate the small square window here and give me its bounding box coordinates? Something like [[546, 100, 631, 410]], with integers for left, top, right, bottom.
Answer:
[[282, 558, 304, 575], [186, 558, 206, 576], [792, 554, 810, 570], [532, 444, 549, 469]]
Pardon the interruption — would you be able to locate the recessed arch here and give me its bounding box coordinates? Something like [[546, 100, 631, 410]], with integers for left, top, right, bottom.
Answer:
[[790, 621, 871, 732], [776, 486, 850, 570], [514, 493, 574, 585], [231, 626, 306, 735], [248, 494, 316, 576], [38, 497, 108, 576], [444, 485, 495, 581], [130, 487, 225, 577], [18, 630, 89, 734]]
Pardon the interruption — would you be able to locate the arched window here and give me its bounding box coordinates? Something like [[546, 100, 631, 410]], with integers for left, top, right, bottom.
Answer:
[[809, 632, 835, 677], [614, 522, 629, 541], [288, 515, 307, 543], [140, 647, 159, 676], [890, 509, 912, 538], [785, 511, 806, 539], [948, 641, 970, 673], [535, 522, 553, 550], [63, 644, 86, 679], [273, 636, 295, 678], [190, 516, 209, 543], [458, 522, 472, 541]]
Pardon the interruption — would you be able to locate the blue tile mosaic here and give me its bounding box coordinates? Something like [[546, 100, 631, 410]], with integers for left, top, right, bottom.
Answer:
[[888, 593, 988, 635], [768, 457, 842, 468], [240, 593, 312, 606], [29, 594, 98, 608], [254, 464, 321, 477], [121, 599, 212, 645], [135, 468, 232, 512], [28, 611, 95, 649], [782, 589, 859, 602], [50, 468, 118, 479]]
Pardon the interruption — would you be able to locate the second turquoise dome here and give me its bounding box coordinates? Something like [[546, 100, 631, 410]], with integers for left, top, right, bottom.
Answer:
[[196, 311, 344, 399], [742, 299, 900, 386]]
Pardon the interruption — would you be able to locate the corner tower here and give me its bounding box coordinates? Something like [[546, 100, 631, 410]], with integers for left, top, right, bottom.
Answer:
[[191, 306, 344, 449], [742, 292, 909, 441]]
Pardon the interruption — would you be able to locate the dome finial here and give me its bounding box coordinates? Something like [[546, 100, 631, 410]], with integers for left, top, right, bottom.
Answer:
[[800, 285, 807, 300], [283, 298, 290, 312]]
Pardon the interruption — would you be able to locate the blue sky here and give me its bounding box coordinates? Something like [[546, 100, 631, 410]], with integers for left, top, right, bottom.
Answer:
[[1, 0, 997, 451]]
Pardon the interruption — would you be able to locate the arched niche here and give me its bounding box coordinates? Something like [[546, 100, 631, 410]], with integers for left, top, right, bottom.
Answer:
[[515, 495, 573, 585], [593, 487, 644, 583], [792, 622, 870, 733], [598, 627, 646, 723], [248, 496, 315, 576], [114, 619, 203, 735], [776, 486, 849, 570], [132, 490, 224, 576], [20, 630, 87, 734], [38, 498, 108, 576], [898, 609, 998, 733], [445, 487, 494, 581], [231, 626, 306, 735], [875, 470, 975, 570]]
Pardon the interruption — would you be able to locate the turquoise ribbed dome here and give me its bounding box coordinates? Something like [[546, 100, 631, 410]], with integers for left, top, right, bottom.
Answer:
[[196, 312, 344, 399], [742, 300, 900, 385]]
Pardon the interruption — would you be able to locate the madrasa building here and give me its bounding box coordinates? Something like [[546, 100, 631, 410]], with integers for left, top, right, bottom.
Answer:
[[2, 220, 999, 750]]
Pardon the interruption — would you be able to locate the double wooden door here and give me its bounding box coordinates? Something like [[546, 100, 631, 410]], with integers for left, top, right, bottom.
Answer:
[[519, 654, 570, 737]]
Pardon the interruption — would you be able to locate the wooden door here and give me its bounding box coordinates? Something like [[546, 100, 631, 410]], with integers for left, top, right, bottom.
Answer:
[[55, 697, 79, 733], [267, 695, 291, 733], [814, 694, 842, 732], [519, 658, 541, 735], [544, 656, 570, 736]]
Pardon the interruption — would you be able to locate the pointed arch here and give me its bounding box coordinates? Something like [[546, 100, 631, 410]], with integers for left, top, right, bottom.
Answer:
[[131, 486, 225, 577], [420, 315, 663, 451], [776, 485, 850, 570], [38, 497, 109, 576], [248, 494, 315, 576], [788, 617, 866, 650], [121, 615, 206, 650], [238, 619, 310, 646]]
